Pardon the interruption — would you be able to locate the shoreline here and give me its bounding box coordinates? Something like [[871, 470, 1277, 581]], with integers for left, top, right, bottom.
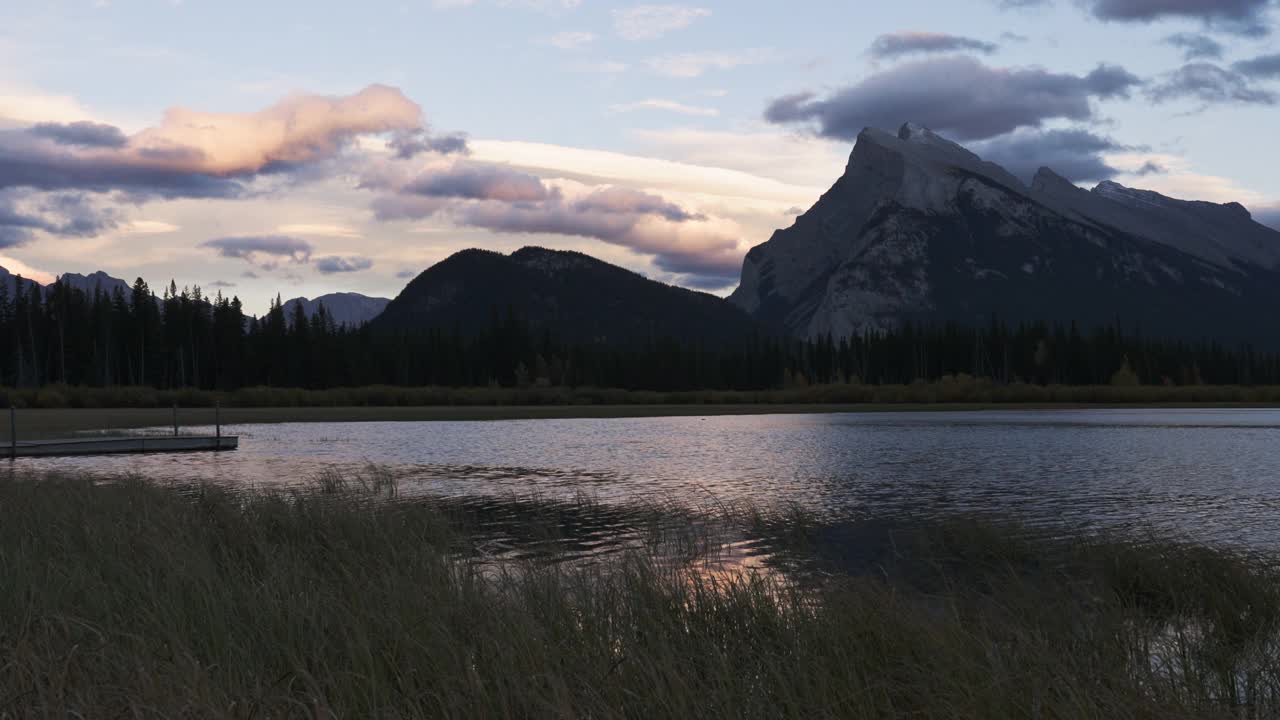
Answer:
[[5, 400, 1280, 438]]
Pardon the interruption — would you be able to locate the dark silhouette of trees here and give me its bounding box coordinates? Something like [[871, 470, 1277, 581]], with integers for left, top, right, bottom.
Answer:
[[1, 275, 1278, 391]]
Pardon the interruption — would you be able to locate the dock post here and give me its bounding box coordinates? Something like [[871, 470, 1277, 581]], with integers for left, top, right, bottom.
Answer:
[[8, 407, 14, 461], [172, 403, 178, 437], [215, 401, 222, 447]]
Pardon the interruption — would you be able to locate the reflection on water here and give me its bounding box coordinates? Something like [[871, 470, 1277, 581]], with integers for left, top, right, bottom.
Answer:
[[13, 409, 1280, 562]]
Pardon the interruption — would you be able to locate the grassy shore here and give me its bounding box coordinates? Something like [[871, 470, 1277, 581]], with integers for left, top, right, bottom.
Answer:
[[4, 381, 1280, 438], [3, 471, 1280, 718]]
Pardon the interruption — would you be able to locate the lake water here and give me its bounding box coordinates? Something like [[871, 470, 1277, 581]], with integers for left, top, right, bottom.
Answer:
[[11, 409, 1280, 554]]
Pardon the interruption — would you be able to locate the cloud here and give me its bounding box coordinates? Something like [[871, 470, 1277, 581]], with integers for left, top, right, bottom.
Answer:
[[402, 163, 551, 202], [29, 121, 128, 148], [764, 56, 1141, 141], [1233, 52, 1280, 78], [0, 190, 119, 248], [386, 128, 470, 159], [370, 193, 452, 222], [471, 137, 825, 205], [646, 49, 776, 78], [1087, 0, 1272, 35], [608, 99, 719, 116], [1135, 160, 1167, 175], [208, 280, 236, 288], [1147, 62, 1276, 104], [613, 4, 711, 39], [396, 268, 418, 279], [0, 84, 425, 199], [201, 235, 314, 269], [368, 157, 740, 284], [124, 220, 179, 234], [1163, 32, 1224, 60], [0, 254, 55, 284], [276, 223, 362, 238], [868, 31, 998, 59], [567, 60, 630, 74], [455, 199, 742, 279], [315, 255, 374, 273], [626, 127, 844, 188], [572, 186, 705, 221], [972, 128, 1124, 182], [545, 31, 596, 49], [1104, 150, 1270, 204]]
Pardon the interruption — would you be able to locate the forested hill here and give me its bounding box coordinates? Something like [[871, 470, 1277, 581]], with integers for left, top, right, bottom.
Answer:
[[2, 268, 1280, 391], [373, 247, 761, 345]]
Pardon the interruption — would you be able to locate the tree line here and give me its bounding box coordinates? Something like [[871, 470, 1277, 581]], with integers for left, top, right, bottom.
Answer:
[[3, 275, 1279, 392]]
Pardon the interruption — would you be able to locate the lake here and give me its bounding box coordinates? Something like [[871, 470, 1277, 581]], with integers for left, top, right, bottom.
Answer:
[[11, 408, 1280, 553]]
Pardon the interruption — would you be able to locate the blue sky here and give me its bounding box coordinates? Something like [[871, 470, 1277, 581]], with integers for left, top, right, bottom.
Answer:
[[1, 0, 1278, 310]]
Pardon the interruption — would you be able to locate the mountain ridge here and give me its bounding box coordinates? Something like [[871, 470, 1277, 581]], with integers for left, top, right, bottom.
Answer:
[[729, 122, 1280, 345], [372, 245, 760, 344], [283, 292, 390, 327]]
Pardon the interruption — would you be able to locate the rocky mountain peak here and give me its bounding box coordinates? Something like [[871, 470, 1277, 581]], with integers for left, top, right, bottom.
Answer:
[[730, 122, 1280, 345], [1030, 167, 1077, 195], [896, 122, 978, 160]]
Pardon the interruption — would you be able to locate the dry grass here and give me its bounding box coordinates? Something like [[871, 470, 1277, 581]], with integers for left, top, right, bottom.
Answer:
[[3, 471, 1280, 717]]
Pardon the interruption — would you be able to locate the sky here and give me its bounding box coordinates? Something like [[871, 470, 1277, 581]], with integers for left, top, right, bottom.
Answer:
[[1, 0, 1278, 312]]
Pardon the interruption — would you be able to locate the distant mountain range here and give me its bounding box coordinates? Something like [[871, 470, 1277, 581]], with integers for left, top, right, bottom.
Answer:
[[0, 268, 389, 326], [729, 123, 1280, 345], [283, 293, 390, 327], [372, 246, 758, 344], [59, 271, 133, 298]]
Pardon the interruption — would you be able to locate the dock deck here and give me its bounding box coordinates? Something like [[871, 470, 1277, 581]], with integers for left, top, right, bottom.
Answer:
[[10, 435, 239, 458]]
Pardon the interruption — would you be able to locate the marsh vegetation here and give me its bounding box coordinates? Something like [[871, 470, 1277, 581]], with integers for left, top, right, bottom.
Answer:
[[3, 470, 1280, 718]]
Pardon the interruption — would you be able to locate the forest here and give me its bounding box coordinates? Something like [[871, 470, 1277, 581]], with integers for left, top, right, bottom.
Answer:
[[3, 275, 1280, 392]]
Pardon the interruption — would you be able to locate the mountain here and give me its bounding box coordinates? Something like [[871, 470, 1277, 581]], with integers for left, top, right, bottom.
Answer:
[[58, 270, 132, 297], [284, 293, 390, 327], [373, 246, 759, 344], [729, 122, 1280, 344], [0, 265, 43, 297]]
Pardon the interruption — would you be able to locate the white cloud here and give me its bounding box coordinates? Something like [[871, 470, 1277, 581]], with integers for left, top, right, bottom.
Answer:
[[646, 49, 777, 78], [613, 4, 711, 40], [609, 99, 719, 117], [277, 223, 362, 238], [0, 90, 95, 127], [628, 127, 846, 188], [468, 139, 822, 208], [123, 220, 180, 234], [567, 60, 629, 74], [545, 31, 596, 49]]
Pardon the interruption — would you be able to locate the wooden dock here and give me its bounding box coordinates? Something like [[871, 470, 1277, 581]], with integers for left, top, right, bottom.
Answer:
[[6, 404, 237, 459], [11, 435, 239, 458]]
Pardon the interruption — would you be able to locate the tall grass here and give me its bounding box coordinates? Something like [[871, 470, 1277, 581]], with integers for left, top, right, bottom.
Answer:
[[3, 471, 1280, 718], [5, 379, 1280, 409]]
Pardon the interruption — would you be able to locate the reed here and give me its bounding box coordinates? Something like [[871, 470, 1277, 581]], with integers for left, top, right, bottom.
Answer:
[[2, 471, 1278, 718]]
